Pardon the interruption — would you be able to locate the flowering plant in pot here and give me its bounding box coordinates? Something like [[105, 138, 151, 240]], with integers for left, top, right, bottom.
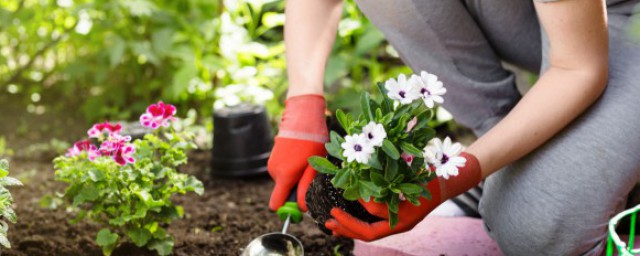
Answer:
[[307, 72, 467, 232], [53, 101, 204, 256], [0, 159, 22, 249]]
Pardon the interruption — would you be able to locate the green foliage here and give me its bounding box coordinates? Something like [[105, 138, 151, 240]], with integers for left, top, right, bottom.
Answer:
[[0, 0, 408, 128], [53, 128, 204, 255], [312, 81, 439, 229], [0, 159, 23, 248]]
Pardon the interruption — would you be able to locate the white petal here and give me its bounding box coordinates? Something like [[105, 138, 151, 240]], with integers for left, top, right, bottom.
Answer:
[[445, 143, 463, 156], [424, 98, 435, 108]]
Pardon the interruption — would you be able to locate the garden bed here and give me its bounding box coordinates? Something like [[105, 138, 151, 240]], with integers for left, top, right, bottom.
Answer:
[[3, 151, 353, 256]]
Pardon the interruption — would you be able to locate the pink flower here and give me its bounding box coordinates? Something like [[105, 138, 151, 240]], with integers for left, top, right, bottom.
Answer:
[[113, 144, 136, 166], [66, 140, 101, 161], [406, 117, 418, 132], [401, 152, 414, 166], [140, 101, 176, 129], [398, 192, 406, 201], [88, 121, 122, 138], [99, 134, 135, 165], [99, 134, 131, 155]]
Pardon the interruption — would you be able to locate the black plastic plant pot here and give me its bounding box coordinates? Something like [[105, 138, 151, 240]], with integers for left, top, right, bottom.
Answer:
[[306, 172, 383, 235], [211, 104, 273, 177]]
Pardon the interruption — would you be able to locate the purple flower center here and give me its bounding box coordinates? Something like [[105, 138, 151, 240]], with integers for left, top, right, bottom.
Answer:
[[354, 144, 363, 152], [441, 154, 449, 164], [399, 91, 406, 98], [420, 88, 431, 96], [368, 133, 374, 139]]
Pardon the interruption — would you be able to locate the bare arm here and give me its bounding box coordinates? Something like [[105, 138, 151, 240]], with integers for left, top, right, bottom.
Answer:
[[466, 0, 609, 178], [285, 0, 343, 97]]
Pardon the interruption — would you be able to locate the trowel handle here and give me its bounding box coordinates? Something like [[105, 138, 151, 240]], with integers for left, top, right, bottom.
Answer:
[[276, 187, 303, 224]]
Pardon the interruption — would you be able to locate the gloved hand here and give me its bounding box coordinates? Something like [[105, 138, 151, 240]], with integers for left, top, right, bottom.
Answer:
[[268, 94, 328, 212], [325, 152, 482, 241]]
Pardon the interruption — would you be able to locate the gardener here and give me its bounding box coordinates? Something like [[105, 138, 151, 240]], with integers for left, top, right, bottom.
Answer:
[[267, 0, 640, 255]]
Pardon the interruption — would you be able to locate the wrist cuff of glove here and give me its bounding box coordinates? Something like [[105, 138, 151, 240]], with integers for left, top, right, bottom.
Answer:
[[279, 94, 328, 140]]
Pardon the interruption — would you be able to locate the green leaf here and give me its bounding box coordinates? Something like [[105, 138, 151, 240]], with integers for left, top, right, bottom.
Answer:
[[370, 172, 386, 186], [308, 157, 339, 175], [389, 212, 399, 229], [336, 109, 349, 131], [376, 82, 392, 113], [359, 181, 380, 196], [384, 158, 398, 181], [399, 142, 423, 156], [343, 186, 360, 201], [73, 184, 99, 205], [361, 92, 373, 122], [355, 25, 385, 56], [0, 177, 21, 187], [330, 131, 344, 144], [149, 238, 174, 256], [333, 169, 350, 188], [185, 176, 204, 195], [0, 233, 9, 248], [367, 153, 383, 170], [381, 140, 400, 160], [389, 194, 399, 213], [166, 62, 196, 100], [87, 169, 104, 182], [326, 143, 343, 160], [127, 227, 152, 247], [96, 229, 118, 246], [2, 208, 16, 223], [398, 183, 423, 194], [413, 110, 435, 131], [0, 160, 8, 178]]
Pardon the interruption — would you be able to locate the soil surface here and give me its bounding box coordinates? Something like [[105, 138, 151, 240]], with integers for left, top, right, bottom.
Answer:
[[2, 151, 354, 256]]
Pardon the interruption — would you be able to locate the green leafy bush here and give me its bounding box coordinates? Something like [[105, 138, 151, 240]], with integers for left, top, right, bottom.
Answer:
[[0, 0, 406, 125], [0, 159, 23, 249], [53, 102, 204, 255]]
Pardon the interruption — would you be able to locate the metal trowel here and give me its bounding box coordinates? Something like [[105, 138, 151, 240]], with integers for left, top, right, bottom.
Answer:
[[242, 190, 304, 256]]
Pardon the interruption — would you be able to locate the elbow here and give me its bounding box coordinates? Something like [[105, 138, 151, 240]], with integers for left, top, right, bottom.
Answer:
[[589, 63, 608, 99]]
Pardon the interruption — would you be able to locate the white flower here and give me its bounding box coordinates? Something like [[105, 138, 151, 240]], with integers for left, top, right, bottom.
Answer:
[[362, 122, 386, 147], [342, 134, 375, 164], [385, 74, 419, 105], [423, 137, 466, 179], [411, 71, 447, 108]]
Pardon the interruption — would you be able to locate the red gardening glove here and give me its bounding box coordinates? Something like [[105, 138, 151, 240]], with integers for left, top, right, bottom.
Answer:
[[325, 152, 482, 241], [268, 94, 328, 212]]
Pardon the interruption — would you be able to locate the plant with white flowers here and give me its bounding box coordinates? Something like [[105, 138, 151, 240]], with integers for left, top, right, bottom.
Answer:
[[309, 71, 465, 228]]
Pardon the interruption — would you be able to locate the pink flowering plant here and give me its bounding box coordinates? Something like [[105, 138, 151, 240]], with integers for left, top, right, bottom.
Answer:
[[53, 101, 204, 256], [308, 72, 466, 228]]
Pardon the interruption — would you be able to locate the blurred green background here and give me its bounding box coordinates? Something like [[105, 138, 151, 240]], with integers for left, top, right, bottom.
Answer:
[[0, 0, 412, 125]]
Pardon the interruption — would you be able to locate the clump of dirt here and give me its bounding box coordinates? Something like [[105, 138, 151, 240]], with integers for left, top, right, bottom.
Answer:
[[2, 151, 354, 256], [306, 173, 383, 235]]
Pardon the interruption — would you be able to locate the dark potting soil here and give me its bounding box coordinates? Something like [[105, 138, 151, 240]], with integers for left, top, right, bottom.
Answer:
[[306, 173, 383, 235], [2, 151, 354, 256]]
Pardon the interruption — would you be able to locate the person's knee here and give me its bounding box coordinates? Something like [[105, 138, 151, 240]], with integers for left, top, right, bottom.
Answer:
[[484, 209, 605, 255], [481, 185, 605, 256]]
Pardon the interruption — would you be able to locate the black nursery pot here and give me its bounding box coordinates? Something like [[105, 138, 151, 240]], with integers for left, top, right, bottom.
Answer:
[[211, 104, 273, 177], [306, 172, 383, 235]]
